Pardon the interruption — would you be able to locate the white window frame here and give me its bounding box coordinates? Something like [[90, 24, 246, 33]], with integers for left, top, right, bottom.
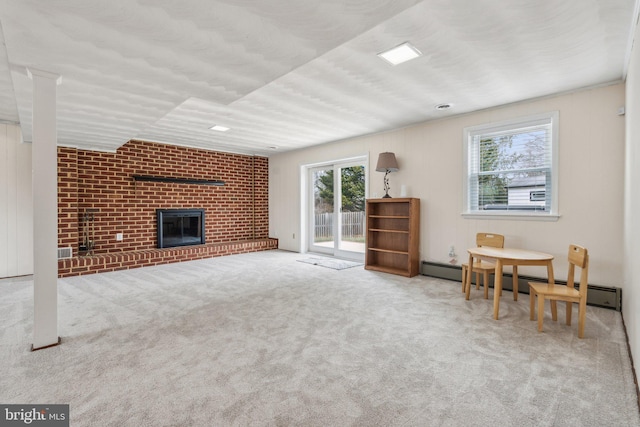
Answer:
[[462, 111, 560, 221]]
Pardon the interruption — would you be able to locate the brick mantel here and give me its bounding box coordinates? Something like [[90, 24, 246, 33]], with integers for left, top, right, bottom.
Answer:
[[57, 140, 275, 277]]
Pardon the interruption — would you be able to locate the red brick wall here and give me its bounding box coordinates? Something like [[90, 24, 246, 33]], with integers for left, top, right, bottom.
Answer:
[[58, 147, 78, 249], [57, 140, 272, 273]]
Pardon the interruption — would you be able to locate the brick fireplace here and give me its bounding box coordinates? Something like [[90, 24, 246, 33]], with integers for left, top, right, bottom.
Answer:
[[57, 140, 277, 277]]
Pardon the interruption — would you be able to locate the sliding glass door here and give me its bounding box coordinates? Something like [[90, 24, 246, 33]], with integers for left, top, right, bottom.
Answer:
[[309, 159, 366, 260]]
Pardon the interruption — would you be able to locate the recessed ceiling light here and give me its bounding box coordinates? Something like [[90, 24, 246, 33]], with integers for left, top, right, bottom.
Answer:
[[377, 42, 422, 66], [209, 125, 230, 132], [435, 103, 453, 110]]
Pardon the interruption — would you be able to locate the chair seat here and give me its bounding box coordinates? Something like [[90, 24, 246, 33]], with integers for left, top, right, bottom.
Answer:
[[462, 261, 498, 299], [462, 261, 496, 272], [529, 281, 580, 299]]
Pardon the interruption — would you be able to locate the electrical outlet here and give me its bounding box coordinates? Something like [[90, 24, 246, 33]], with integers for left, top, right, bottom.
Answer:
[[448, 246, 456, 258], [116, 233, 123, 241], [292, 233, 295, 239]]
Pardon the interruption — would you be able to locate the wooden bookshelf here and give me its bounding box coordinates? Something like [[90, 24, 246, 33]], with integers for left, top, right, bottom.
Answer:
[[365, 198, 420, 277]]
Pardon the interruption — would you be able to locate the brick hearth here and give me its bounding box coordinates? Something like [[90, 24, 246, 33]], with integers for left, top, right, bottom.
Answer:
[[58, 239, 278, 277]]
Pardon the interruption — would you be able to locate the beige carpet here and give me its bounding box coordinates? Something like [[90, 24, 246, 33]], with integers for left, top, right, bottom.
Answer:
[[1, 250, 638, 426]]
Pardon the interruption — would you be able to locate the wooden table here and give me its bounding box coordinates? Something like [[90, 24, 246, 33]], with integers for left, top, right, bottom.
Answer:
[[465, 247, 554, 320]]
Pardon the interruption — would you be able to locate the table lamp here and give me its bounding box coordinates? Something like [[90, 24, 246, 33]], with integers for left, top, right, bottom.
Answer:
[[375, 152, 399, 198]]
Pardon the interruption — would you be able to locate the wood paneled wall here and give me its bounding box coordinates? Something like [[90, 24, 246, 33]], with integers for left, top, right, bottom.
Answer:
[[0, 124, 33, 278]]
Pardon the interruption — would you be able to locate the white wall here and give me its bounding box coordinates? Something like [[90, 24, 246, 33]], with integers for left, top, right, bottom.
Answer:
[[624, 14, 640, 376], [270, 83, 626, 286], [0, 124, 33, 278]]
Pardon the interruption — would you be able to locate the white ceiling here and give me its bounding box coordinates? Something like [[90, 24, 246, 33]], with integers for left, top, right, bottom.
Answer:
[[0, 0, 636, 156]]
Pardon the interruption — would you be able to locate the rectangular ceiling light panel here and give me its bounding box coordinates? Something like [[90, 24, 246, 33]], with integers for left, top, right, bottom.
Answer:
[[377, 42, 422, 66], [209, 125, 230, 132]]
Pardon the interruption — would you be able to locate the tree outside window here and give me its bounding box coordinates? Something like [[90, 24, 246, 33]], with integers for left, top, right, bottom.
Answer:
[[315, 166, 365, 213]]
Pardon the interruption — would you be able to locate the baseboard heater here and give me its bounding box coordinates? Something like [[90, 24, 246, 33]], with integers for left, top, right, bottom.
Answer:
[[421, 261, 621, 311]]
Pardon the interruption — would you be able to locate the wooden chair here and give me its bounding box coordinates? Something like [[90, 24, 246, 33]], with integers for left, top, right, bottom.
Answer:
[[529, 244, 589, 338], [461, 233, 505, 299]]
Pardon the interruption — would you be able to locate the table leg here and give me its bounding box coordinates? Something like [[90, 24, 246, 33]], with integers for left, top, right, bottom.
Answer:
[[546, 260, 555, 284], [465, 253, 473, 300], [493, 259, 503, 320], [512, 265, 518, 301]]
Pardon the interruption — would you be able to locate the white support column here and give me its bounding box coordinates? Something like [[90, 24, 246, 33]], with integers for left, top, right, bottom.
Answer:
[[28, 68, 62, 351]]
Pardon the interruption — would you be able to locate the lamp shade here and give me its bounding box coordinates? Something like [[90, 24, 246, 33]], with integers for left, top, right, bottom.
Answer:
[[376, 152, 399, 172]]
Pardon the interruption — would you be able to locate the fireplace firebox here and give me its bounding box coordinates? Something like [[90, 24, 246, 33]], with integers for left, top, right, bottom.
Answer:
[[157, 209, 205, 249]]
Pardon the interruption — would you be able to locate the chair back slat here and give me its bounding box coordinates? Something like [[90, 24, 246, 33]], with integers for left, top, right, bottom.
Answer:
[[566, 262, 576, 289], [476, 233, 504, 249], [578, 253, 589, 296], [568, 244, 588, 268]]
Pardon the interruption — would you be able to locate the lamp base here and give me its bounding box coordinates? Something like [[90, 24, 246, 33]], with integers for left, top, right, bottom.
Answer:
[[382, 170, 393, 199]]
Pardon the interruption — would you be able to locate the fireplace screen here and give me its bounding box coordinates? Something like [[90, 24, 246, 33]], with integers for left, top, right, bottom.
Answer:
[[157, 209, 205, 248]]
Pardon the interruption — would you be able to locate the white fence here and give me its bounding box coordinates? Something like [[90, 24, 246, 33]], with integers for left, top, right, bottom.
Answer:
[[315, 211, 364, 240]]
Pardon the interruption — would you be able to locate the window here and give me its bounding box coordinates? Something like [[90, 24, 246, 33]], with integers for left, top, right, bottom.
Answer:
[[463, 112, 559, 219]]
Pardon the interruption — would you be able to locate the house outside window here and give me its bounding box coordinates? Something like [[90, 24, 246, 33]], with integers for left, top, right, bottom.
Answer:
[[463, 112, 559, 219]]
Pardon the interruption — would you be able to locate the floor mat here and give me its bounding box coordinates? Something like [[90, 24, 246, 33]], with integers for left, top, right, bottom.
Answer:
[[297, 257, 363, 270]]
